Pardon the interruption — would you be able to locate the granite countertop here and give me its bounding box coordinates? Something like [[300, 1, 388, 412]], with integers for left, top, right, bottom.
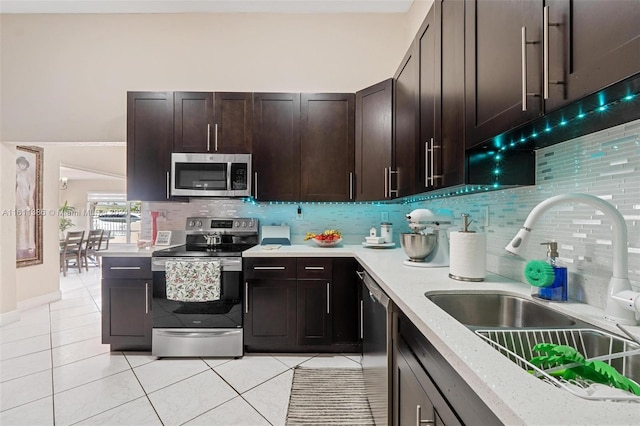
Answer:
[[244, 243, 640, 425]]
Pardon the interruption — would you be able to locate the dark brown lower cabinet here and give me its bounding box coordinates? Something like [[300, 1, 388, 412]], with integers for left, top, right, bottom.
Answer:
[[297, 280, 331, 346], [394, 311, 500, 425], [244, 279, 297, 350], [101, 257, 152, 351], [394, 336, 456, 426], [243, 257, 360, 352]]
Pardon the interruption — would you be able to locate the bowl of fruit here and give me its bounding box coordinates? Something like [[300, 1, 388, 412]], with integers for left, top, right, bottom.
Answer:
[[305, 230, 343, 247]]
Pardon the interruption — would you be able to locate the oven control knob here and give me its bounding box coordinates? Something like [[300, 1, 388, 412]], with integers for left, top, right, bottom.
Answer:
[[188, 220, 195, 228], [195, 220, 202, 228], [235, 221, 240, 228]]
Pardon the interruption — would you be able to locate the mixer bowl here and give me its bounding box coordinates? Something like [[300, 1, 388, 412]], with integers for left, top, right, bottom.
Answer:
[[400, 233, 437, 261]]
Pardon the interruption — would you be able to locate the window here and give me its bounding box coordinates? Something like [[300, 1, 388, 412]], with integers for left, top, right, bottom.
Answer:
[[88, 193, 141, 244]]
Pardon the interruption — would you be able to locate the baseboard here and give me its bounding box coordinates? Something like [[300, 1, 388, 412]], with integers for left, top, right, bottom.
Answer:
[[0, 309, 20, 327], [17, 290, 62, 312]]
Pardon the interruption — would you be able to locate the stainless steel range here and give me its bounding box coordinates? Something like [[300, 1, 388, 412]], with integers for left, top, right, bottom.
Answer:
[[151, 217, 258, 357]]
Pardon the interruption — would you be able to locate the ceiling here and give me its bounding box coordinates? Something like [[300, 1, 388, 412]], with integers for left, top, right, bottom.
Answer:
[[60, 165, 124, 181], [0, 0, 415, 14]]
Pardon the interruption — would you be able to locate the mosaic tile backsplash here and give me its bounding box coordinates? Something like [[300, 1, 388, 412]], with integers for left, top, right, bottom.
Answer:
[[144, 118, 640, 311]]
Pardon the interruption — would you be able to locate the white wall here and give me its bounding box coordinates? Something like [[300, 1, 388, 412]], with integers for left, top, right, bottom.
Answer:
[[1, 12, 411, 142]]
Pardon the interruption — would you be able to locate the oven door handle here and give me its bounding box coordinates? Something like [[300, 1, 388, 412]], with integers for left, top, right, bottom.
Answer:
[[153, 330, 240, 338]]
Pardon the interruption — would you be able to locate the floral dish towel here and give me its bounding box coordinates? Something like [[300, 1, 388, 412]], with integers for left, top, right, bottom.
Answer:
[[165, 260, 221, 302]]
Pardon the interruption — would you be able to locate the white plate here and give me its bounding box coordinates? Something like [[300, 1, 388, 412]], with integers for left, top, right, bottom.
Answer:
[[361, 242, 395, 248]]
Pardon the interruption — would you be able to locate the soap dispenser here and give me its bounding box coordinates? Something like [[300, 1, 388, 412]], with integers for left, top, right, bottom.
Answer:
[[540, 242, 567, 301]]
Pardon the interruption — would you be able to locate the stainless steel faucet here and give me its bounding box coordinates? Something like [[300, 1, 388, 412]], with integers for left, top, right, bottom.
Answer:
[[505, 193, 639, 325]]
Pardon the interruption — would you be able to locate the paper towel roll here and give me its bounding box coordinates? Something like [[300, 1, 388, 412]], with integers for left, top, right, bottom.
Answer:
[[449, 231, 486, 281]]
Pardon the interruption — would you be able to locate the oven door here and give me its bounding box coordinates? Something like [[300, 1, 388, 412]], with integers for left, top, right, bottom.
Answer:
[[151, 257, 243, 329]]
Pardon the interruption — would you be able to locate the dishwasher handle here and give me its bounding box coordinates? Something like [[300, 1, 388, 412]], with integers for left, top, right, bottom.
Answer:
[[362, 271, 390, 308]]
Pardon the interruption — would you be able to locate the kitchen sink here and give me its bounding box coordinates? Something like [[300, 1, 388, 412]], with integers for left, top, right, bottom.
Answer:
[[425, 292, 584, 328]]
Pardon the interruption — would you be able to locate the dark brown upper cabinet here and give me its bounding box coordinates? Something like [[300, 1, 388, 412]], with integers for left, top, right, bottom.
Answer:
[[393, 0, 466, 197], [174, 91, 252, 153], [465, 0, 640, 149], [393, 44, 420, 198], [355, 79, 393, 201], [544, 0, 640, 112], [252, 93, 301, 201], [465, 0, 543, 149], [174, 91, 213, 152], [300, 93, 355, 202], [127, 91, 174, 201], [214, 92, 253, 153], [433, 0, 466, 189]]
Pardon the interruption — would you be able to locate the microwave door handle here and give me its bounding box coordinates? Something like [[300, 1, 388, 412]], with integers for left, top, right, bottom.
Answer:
[[227, 162, 232, 192]]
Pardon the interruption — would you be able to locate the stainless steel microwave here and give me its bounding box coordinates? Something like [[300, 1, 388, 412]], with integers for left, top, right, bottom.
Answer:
[[171, 153, 252, 197]]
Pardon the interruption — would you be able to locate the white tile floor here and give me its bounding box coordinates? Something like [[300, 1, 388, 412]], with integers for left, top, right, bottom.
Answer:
[[0, 268, 362, 426]]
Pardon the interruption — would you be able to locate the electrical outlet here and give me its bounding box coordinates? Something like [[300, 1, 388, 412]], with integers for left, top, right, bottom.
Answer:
[[483, 206, 490, 227], [296, 206, 304, 220], [381, 212, 389, 222]]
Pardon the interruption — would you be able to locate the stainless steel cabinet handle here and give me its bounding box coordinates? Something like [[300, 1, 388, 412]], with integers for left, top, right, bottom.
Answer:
[[543, 6, 550, 100], [521, 26, 528, 111], [166, 171, 170, 199], [430, 139, 435, 187], [416, 405, 435, 425], [214, 123, 219, 151], [326, 282, 330, 314], [254, 172, 258, 199], [145, 283, 149, 314], [245, 282, 249, 314], [349, 172, 354, 200], [543, 5, 563, 99], [304, 266, 324, 270], [389, 169, 398, 197], [207, 124, 211, 151], [360, 299, 364, 339], [384, 167, 388, 198], [425, 140, 430, 187], [254, 266, 286, 270], [109, 266, 141, 270], [521, 26, 540, 111]]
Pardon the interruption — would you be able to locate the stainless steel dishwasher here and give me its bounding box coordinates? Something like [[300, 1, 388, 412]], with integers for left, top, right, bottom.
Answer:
[[359, 270, 393, 425]]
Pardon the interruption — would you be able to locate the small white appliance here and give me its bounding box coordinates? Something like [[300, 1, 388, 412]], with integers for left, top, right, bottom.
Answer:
[[403, 209, 452, 267]]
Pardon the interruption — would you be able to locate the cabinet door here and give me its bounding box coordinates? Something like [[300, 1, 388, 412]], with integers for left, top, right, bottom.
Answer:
[[126, 91, 173, 201], [174, 91, 214, 153], [355, 79, 393, 201], [331, 258, 360, 345], [545, 0, 640, 111], [253, 93, 301, 201], [436, 0, 466, 188], [394, 337, 461, 426], [297, 280, 332, 346], [214, 92, 253, 153], [102, 279, 152, 350], [465, 0, 542, 149], [418, 7, 438, 193], [244, 279, 297, 350], [394, 43, 420, 198], [300, 93, 355, 201]]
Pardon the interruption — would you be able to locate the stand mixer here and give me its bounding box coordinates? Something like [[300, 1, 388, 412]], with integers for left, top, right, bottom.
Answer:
[[401, 209, 452, 267]]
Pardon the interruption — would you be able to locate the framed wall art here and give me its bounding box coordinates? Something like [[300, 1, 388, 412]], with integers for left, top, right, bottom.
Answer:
[[16, 145, 43, 268]]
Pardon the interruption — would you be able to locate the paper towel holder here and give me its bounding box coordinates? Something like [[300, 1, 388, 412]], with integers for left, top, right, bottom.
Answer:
[[449, 213, 486, 282]]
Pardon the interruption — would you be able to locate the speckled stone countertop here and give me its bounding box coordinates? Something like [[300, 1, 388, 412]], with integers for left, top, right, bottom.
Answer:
[[244, 243, 640, 425], [98, 244, 170, 257]]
